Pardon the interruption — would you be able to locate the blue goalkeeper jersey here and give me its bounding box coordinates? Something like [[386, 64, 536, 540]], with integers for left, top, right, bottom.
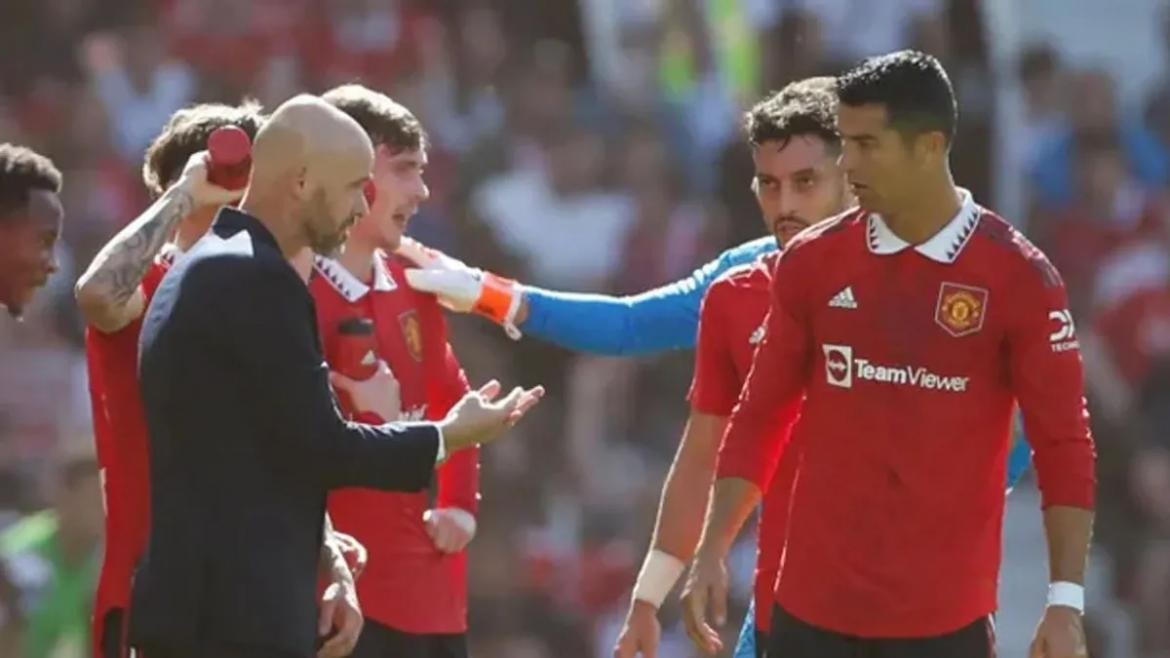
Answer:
[[517, 235, 1032, 484], [520, 236, 777, 355]]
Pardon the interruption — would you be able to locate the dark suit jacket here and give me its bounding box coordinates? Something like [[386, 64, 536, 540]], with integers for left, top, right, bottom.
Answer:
[[130, 208, 441, 657]]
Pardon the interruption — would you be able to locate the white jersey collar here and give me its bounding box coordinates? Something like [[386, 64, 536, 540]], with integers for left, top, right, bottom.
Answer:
[[313, 250, 397, 303], [866, 188, 981, 264]]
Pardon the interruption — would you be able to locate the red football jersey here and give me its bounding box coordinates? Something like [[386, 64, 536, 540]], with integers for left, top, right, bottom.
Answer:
[[687, 251, 796, 633], [85, 246, 177, 654], [310, 252, 477, 634], [718, 191, 1096, 637]]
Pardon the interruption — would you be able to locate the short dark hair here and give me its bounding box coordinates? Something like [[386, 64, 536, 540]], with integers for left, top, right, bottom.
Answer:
[[0, 143, 62, 220], [322, 84, 427, 154], [745, 76, 839, 150], [142, 101, 266, 197], [836, 50, 957, 144]]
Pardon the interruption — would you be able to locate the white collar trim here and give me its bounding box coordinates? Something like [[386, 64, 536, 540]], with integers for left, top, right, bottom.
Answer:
[[866, 188, 981, 264], [313, 250, 397, 303]]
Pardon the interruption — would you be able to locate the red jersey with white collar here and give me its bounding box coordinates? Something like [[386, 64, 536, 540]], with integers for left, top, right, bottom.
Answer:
[[85, 245, 179, 655], [309, 251, 477, 633], [718, 191, 1096, 637], [688, 251, 797, 633]]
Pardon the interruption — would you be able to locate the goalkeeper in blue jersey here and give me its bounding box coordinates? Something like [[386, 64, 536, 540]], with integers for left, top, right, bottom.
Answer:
[[396, 90, 1032, 658]]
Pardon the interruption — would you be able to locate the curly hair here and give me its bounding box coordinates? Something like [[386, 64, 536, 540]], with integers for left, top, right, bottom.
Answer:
[[744, 76, 839, 150], [0, 143, 62, 220]]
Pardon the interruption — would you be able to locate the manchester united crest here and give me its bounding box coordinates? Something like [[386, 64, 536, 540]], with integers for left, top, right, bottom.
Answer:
[[935, 282, 988, 337], [398, 310, 424, 361]]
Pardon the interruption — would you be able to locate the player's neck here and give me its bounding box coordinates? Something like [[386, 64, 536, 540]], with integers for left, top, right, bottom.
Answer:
[[882, 178, 962, 246], [337, 238, 376, 284]]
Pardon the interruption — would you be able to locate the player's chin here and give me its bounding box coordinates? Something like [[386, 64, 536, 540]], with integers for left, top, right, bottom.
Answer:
[[3, 287, 35, 318], [381, 225, 406, 251], [775, 221, 810, 246]]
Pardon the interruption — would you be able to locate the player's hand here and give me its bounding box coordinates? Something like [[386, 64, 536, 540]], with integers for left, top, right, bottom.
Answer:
[[397, 238, 483, 313], [330, 360, 401, 421], [175, 151, 245, 207], [680, 550, 728, 655], [317, 577, 362, 658], [330, 530, 368, 581], [613, 600, 662, 658], [397, 238, 522, 332], [438, 380, 544, 452], [423, 507, 477, 553], [1028, 606, 1088, 658]]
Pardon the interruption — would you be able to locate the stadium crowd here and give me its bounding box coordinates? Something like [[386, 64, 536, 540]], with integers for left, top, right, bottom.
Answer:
[[1, 0, 1169, 656]]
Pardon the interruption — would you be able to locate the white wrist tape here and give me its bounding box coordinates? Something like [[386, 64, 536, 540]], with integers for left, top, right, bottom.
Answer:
[[632, 549, 685, 608], [1047, 581, 1085, 612]]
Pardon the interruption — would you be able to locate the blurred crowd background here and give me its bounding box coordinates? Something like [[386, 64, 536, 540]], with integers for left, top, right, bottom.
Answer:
[[1, 0, 1170, 656]]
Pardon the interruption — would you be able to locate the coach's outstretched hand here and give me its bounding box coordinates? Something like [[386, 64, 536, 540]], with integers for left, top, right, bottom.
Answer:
[[439, 380, 544, 453]]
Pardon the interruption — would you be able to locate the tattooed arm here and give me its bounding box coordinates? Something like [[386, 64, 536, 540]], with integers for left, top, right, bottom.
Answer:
[[75, 186, 195, 332], [75, 152, 242, 333]]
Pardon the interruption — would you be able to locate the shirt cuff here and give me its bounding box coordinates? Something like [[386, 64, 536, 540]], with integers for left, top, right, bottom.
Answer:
[[435, 425, 447, 465]]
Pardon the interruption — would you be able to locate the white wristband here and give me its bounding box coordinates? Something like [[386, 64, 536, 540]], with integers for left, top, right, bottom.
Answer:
[[632, 549, 685, 608], [1047, 581, 1085, 612]]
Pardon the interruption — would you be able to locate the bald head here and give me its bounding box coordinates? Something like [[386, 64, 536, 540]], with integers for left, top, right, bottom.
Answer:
[[252, 94, 373, 183], [243, 95, 375, 258]]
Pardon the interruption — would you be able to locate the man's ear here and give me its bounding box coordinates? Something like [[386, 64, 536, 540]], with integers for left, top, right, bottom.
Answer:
[[292, 165, 311, 202], [915, 131, 948, 163]]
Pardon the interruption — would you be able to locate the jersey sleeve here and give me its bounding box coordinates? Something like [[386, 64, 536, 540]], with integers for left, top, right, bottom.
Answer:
[[716, 253, 810, 491], [435, 344, 479, 514], [1007, 257, 1096, 509], [687, 282, 741, 416], [519, 237, 777, 356]]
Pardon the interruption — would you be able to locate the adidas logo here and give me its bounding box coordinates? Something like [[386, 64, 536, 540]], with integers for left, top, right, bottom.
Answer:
[[828, 286, 858, 309], [361, 350, 377, 366]]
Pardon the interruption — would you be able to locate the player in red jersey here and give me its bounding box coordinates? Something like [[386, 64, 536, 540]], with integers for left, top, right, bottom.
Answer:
[[316, 84, 479, 658], [613, 78, 849, 658], [75, 103, 366, 658], [0, 143, 63, 319], [683, 51, 1096, 658]]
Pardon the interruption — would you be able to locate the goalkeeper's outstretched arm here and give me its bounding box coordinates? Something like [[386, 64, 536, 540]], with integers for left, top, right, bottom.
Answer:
[[397, 236, 776, 356]]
